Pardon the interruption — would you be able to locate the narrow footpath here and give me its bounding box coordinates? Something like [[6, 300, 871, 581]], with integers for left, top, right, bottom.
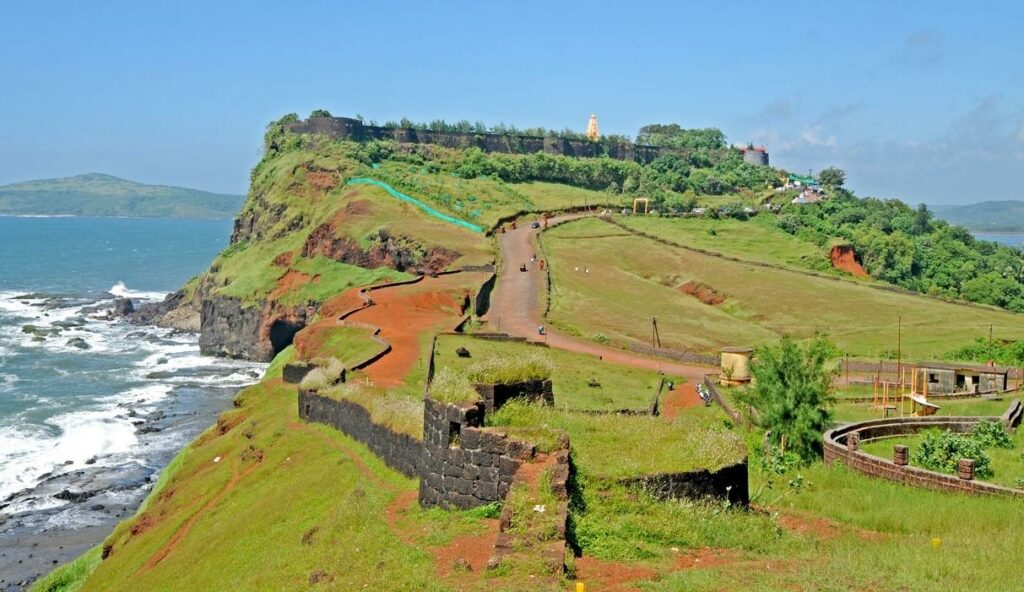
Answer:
[[486, 214, 715, 384]]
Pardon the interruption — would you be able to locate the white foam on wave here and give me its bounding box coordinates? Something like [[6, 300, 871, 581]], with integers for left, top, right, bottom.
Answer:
[[0, 282, 266, 514], [0, 411, 138, 501], [109, 281, 167, 302]]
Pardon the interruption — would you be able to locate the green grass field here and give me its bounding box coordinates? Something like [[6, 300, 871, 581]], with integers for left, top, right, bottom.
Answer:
[[542, 217, 1024, 360], [372, 161, 625, 228], [617, 214, 831, 271], [434, 334, 663, 411], [640, 461, 1024, 591], [488, 401, 743, 479], [832, 396, 1016, 423], [70, 349, 503, 591]]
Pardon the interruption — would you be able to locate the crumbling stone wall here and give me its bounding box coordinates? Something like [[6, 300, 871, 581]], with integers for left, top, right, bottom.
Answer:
[[472, 379, 553, 415], [419, 399, 535, 509], [622, 461, 749, 506]]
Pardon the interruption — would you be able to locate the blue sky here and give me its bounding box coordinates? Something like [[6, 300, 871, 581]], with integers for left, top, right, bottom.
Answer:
[[1, 1, 1022, 204]]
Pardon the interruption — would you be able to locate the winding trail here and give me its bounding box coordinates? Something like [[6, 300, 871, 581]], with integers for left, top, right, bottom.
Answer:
[[486, 214, 715, 383]]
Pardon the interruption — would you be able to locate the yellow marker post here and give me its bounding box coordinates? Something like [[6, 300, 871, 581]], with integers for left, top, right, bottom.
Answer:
[[576, 583, 586, 592]]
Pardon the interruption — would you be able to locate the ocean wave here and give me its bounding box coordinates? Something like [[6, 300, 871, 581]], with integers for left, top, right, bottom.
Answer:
[[0, 412, 137, 501], [108, 281, 167, 301]]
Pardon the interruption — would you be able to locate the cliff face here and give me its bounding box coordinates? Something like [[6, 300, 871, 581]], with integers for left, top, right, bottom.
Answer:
[[198, 297, 313, 361], [150, 138, 478, 362]]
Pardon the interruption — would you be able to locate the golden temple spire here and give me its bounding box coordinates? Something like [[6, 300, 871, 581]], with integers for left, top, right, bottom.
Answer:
[[586, 113, 599, 141]]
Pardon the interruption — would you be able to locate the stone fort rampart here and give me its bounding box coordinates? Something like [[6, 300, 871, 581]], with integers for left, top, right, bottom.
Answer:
[[284, 116, 745, 165]]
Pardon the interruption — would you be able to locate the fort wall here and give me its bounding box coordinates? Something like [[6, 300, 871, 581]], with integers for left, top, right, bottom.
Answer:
[[283, 116, 761, 166]]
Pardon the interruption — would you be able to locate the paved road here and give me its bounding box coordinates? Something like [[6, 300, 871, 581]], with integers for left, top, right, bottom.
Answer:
[[486, 214, 715, 382]]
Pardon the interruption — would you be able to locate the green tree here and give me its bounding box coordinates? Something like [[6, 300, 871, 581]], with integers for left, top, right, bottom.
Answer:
[[913, 203, 933, 235], [309, 109, 333, 118], [818, 167, 846, 189], [738, 336, 839, 463]]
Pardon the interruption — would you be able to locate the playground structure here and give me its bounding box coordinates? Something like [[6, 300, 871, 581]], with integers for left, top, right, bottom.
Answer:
[[632, 197, 650, 214], [870, 366, 940, 417]]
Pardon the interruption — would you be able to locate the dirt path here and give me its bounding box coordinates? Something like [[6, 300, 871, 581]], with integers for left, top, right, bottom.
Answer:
[[487, 215, 715, 383], [347, 274, 483, 387], [659, 383, 703, 418]]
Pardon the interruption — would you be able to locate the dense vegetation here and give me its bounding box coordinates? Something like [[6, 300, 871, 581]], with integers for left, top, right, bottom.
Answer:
[[0, 173, 244, 219], [946, 338, 1024, 367], [777, 186, 1024, 312]]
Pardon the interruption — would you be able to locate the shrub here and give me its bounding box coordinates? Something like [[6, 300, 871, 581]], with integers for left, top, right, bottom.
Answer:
[[299, 357, 345, 390], [737, 336, 838, 464], [465, 350, 553, 385], [429, 368, 481, 404], [590, 332, 610, 344], [971, 420, 1014, 449], [912, 429, 993, 479]]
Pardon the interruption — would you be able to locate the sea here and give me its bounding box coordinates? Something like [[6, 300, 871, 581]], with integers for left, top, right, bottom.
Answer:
[[972, 231, 1024, 249], [0, 216, 263, 588]]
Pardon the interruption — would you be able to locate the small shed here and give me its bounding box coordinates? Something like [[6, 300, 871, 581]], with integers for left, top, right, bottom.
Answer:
[[720, 347, 754, 386], [918, 363, 1008, 394]]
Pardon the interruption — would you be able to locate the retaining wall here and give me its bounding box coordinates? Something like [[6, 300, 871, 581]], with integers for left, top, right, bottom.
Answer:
[[823, 408, 1024, 497], [298, 389, 423, 478], [622, 459, 750, 506]]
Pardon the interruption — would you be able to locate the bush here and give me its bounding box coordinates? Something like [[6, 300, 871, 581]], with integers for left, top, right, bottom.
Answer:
[[912, 429, 993, 479], [429, 368, 481, 404], [465, 350, 553, 384], [299, 357, 345, 390], [971, 420, 1014, 449]]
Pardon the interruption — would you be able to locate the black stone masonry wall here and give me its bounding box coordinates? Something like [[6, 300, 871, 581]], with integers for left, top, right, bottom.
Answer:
[[418, 399, 535, 509], [298, 389, 423, 478]]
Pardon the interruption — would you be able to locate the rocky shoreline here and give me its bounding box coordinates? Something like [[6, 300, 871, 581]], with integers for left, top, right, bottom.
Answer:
[[0, 295, 261, 591]]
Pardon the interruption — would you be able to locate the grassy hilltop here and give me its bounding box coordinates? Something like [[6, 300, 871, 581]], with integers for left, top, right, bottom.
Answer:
[[36, 114, 1024, 592], [0, 173, 244, 218]]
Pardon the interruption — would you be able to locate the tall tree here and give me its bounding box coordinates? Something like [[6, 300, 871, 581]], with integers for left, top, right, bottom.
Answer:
[[818, 167, 846, 189], [739, 336, 839, 463]]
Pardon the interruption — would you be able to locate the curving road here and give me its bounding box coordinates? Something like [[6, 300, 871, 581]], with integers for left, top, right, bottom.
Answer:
[[485, 214, 715, 382]]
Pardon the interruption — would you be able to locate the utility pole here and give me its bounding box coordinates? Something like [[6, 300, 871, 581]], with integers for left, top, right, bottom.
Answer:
[[897, 315, 902, 386], [651, 317, 661, 349]]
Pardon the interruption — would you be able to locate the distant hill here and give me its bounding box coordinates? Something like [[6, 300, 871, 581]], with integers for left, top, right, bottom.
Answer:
[[932, 200, 1024, 232], [0, 173, 245, 219]]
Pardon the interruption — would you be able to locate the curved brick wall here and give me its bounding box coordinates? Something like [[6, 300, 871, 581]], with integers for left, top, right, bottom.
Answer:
[[823, 406, 1024, 497]]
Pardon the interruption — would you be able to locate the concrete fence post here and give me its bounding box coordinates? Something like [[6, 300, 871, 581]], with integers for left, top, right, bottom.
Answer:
[[893, 445, 909, 466]]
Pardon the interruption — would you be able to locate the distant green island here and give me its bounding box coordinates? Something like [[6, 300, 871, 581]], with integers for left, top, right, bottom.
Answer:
[[932, 200, 1024, 232], [0, 173, 245, 219]]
